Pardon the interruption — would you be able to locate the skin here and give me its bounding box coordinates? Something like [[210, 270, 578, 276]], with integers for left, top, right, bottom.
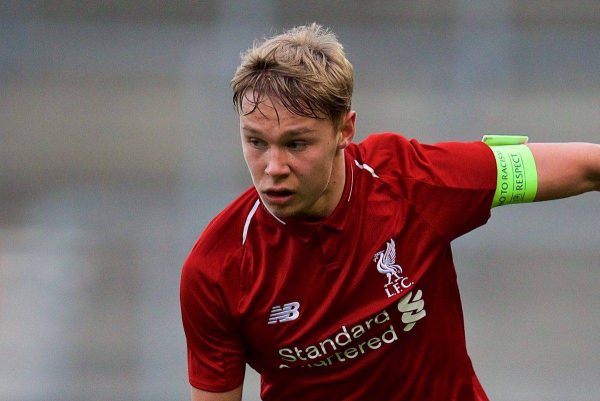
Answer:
[[191, 385, 242, 401], [528, 142, 600, 200], [239, 96, 356, 220]]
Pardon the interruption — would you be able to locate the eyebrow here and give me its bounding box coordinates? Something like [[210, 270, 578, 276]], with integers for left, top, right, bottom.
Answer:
[[241, 126, 316, 136]]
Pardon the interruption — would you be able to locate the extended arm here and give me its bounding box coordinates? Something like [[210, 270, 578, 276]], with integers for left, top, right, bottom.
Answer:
[[191, 385, 242, 401], [528, 143, 600, 201]]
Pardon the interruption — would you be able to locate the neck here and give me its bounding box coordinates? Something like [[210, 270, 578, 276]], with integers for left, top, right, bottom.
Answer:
[[302, 150, 347, 220]]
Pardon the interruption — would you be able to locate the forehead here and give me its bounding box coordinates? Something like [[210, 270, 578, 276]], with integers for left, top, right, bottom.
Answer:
[[240, 95, 330, 131]]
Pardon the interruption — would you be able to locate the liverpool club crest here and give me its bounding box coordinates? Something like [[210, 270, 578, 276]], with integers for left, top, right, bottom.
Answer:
[[373, 239, 413, 298]]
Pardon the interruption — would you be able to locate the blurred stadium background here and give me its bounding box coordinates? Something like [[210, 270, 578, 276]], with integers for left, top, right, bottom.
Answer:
[[1, 1, 599, 400]]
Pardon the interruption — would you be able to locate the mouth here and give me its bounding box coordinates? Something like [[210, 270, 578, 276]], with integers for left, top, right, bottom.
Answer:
[[262, 189, 295, 205]]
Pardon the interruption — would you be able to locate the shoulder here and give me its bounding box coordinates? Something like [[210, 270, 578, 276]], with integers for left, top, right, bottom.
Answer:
[[182, 188, 259, 285], [347, 132, 432, 175], [348, 132, 495, 188], [346, 132, 411, 160], [347, 133, 497, 240]]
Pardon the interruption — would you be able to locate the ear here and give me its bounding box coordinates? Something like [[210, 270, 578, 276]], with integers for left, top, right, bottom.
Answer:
[[336, 111, 356, 150]]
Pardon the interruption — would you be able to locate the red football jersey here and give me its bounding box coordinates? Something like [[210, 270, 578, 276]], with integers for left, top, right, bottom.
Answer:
[[181, 133, 497, 400]]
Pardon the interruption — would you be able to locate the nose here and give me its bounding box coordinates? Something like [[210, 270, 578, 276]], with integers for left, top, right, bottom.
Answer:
[[264, 147, 290, 177]]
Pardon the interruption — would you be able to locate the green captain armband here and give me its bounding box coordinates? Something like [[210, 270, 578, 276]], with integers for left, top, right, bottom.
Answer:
[[482, 134, 538, 207]]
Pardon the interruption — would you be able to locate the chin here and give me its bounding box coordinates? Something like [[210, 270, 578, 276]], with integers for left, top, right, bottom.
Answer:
[[263, 204, 296, 219]]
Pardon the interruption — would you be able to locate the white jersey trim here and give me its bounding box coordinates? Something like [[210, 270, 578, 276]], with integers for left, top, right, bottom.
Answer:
[[242, 199, 261, 244], [354, 160, 379, 178], [348, 162, 355, 202], [263, 204, 286, 226]]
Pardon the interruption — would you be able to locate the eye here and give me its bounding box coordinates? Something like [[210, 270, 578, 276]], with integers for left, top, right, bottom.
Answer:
[[247, 137, 267, 149], [287, 141, 307, 151]]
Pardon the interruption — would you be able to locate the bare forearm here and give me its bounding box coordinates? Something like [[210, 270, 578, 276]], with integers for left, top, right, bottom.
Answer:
[[191, 385, 242, 401], [528, 142, 600, 201]]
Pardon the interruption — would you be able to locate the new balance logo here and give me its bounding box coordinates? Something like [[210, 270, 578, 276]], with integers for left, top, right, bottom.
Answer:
[[268, 302, 301, 324], [397, 290, 426, 332]]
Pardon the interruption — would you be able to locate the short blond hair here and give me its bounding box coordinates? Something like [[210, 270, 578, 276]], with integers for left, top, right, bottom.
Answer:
[[231, 23, 353, 129]]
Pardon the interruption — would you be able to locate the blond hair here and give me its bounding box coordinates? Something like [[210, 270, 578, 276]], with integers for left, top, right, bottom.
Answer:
[[231, 23, 353, 129]]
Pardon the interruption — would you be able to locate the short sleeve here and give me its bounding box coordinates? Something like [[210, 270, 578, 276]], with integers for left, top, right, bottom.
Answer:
[[180, 248, 246, 392], [357, 133, 497, 241]]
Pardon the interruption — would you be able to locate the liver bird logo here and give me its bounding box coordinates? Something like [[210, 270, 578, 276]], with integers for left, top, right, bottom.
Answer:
[[373, 239, 403, 285]]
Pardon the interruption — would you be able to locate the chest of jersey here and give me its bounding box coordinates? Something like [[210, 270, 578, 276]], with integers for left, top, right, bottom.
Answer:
[[238, 199, 465, 377]]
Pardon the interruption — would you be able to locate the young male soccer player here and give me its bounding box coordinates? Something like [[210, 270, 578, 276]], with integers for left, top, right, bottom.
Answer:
[[180, 24, 600, 401]]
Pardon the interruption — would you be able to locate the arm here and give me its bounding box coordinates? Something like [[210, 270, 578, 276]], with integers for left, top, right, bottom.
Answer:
[[180, 252, 246, 400], [191, 385, 242, 401], [528, 143, 600, 201]]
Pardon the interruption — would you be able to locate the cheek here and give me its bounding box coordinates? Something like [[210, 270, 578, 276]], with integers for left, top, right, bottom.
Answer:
[[243, 153, 263, 180], [302, 156, 333, 186], [243, 150, 260, 169]]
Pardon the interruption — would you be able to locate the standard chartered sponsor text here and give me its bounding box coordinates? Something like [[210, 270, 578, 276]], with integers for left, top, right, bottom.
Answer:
[[278, 290, 425, 369]]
